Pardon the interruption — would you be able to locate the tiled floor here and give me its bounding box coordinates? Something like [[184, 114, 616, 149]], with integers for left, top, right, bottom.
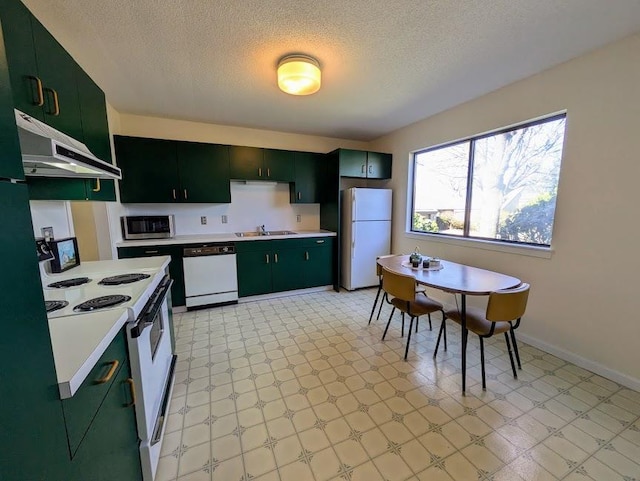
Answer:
[[157, 288, 640, 481]]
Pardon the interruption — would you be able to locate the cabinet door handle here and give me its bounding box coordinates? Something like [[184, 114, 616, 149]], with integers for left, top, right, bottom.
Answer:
[[297, 192, 301, 200], [316, 240, 325, 244], [184, 189, 188, 200], [361, 164, 366, 174], [126, 378, 136, 407], [172, 189, 177, 200], [368, 165, 373, 174], [305, 251, 309, 261], [145, 250, 159, 254], [265, 254, 269, 264], [44, 88, 60, 116], [96, 360, 119, 384], [28, 76, 44, 106], [274, 253, 278, 263], [267, 168, 270, 177], [92, 178, 101, 192], [259, 167, 262, 177]]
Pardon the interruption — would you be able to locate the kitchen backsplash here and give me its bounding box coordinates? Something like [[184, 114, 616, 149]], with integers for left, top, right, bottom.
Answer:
[[110, 181, 320, 238]]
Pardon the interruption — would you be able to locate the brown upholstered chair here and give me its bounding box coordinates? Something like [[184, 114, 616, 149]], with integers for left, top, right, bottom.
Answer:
[[434, 283, 530, 390], [380, 267, 444, 360]]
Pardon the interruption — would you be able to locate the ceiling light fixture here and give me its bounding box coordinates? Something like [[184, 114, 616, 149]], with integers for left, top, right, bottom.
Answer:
[[277, 54, 321, 96]]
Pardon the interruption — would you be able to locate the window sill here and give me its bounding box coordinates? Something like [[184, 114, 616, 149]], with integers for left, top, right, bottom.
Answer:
[[404, 231, 553, 259]]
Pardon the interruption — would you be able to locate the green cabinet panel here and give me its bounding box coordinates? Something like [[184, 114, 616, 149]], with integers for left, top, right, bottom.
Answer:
[[0, 182, 70, 480], [263, 148, 294, 181], [237, 248, 272, 297], [27, 176, 88, 200], [0, 0, 42, 120], [177, 141, 231, 203], [229, 145, 263, 180], [31, 17, 83, 141], [69, 357, 142, 481], [336, 149, 392, 179], [62, 329, 127, 457], [0, 18, 22, 180], [290, 152, 319, 204], [271, 247, 304, 292], [115, 136, 179, 203], [115, 136, 231, 204], [304, 242, 334, 288], [117, 244, 185, 307], [86, 178, 116, 201], [75, 64, 111, 164]]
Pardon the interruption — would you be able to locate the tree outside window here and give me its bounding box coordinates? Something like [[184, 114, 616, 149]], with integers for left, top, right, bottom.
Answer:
[[411, 114, 566, 246]]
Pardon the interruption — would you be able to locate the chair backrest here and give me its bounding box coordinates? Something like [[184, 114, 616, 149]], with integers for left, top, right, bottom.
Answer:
[[376, 254, 396, 277], [486, 283, 530, 322], [381, 267, 416, 302]]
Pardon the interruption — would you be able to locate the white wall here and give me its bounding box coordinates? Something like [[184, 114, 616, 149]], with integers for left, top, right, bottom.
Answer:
[[370, 33, 640, 389], [29, 201, 74, 239]]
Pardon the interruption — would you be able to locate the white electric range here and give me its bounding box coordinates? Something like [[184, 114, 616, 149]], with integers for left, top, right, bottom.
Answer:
[[40, 255, 176, 481]]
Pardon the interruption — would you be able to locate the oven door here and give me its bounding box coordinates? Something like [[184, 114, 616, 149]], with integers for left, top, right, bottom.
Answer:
[[127, 275, 176, 481]]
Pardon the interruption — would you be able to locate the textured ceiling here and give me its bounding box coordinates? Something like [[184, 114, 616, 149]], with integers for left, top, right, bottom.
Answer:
[[21, 0, 640, 141]]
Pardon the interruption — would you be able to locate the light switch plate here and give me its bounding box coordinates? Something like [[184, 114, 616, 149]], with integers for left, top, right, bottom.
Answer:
[[221, 215, 228, 224], [200, 216, 207, 225], [296, 215, 301, 223]]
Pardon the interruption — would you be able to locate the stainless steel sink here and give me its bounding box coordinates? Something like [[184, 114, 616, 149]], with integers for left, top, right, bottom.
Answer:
[[235, 230, 297, 237]]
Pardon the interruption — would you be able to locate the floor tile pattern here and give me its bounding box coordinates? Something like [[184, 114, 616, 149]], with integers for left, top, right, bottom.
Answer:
[[157, 288, 640, 481]]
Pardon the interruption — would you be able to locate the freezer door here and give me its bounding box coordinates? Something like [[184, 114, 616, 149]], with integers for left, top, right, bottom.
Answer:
[[347, 220, 391, 290], [353, 188, 392, 221]]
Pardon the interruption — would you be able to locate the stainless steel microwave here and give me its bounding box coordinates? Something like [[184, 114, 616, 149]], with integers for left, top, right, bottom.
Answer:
[[121, 215, 175, 240]]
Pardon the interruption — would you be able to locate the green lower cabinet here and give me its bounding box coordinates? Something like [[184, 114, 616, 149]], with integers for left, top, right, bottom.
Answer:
[[271, 248, 304, 292], [69, 357, 142, 481], [237, 248, 272, 297], [304, 244, 334, 288], [117, 245, 185, 307]]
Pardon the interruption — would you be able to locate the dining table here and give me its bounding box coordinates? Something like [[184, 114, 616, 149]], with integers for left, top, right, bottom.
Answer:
[[376, 255, 521, 393]]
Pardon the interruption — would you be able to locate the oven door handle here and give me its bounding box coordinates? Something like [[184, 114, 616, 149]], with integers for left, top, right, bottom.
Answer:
[[151, 354, 177, 445], [130, 276, 173, 338]]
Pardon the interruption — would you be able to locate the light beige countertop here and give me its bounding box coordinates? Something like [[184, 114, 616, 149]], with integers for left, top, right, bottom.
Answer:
[[115, 229, 336, 248]]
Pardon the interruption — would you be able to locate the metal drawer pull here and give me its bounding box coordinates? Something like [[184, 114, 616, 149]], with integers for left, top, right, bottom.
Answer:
[[96, 360, 119, 384], [361, 164, 366, 173], [184, 189, 188, 199], [145, 250, 159, 254], [305, 251, 309, 260], [298, 192, 301, 200], [265, 254, 269, 264], [274, 253, 278, 263], [267, 168, 270, 177], [92, 178, 101, 192], [28, 76, 44, 106], [44, 88, 60, 116], [316, 240, 325, 244], [172, 189, 176, 200], [259, 167, 262, 177], [368, 165, 373, 174], [126, 378, 136, 407]]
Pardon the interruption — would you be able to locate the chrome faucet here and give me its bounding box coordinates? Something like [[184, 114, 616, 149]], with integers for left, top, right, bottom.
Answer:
[[259, 224, 266, 234]]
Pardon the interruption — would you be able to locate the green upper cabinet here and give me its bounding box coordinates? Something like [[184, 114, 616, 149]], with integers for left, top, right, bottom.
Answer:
[[0, 0, 42, 120], [263, 148, 294, 181], [290, 152, 320, 204], [115, 136, 179, 203], [31, 18, 83, 141], [75, 65, 111, 163], [0, 17, 22, 180], [229, 146, 295, 182], [336, 148, 392, 179], [115, 135, 231, 204], [176, 141, 231, 203], [229, 145, 263, 180]]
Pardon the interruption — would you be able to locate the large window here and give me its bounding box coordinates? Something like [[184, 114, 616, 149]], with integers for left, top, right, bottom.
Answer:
[[411, 114, 566, 247]]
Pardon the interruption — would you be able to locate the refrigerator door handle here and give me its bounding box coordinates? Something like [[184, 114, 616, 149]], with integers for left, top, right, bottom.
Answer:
[[352, 191, 357, 222]]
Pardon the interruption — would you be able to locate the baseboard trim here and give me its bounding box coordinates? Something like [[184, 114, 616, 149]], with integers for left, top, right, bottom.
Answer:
[[517, 332, 640, 392], [238, 285, 332, 303]]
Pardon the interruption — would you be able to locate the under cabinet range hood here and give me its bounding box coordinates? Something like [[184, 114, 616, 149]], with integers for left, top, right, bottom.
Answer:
[[15, 110, 121, 180]]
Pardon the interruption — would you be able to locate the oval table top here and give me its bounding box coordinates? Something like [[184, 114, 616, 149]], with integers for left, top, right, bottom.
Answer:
[[377, 255, 521, 295]]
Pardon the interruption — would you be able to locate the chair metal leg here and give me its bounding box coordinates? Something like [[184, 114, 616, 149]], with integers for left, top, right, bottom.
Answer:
[[504, 332, 517, 379], [510, 328, 522, 369], [415, 316, 419, 334], [401, 312, 405, 337], [404, 316, 415, 360], [479, 336, 486, 390], [381, 309, 394, 341], [368, 285, 382, 325], [434, 319, 445, 357], [376, 292, 387, 320], [442, 312, 447, 351], [427, 313, 432, 331]]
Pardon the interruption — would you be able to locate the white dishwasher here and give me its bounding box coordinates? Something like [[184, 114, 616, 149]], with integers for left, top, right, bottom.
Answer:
[[183, 244, 238, 309]]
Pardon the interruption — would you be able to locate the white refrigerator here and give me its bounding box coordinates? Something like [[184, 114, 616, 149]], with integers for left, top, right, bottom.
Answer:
[[341, 187, 392, 290]]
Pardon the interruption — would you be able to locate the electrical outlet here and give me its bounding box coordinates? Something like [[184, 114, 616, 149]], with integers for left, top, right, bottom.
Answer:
[[221, 215, 228, 224], [200, 216, 207, 225], [296, 215, 301, 223]]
